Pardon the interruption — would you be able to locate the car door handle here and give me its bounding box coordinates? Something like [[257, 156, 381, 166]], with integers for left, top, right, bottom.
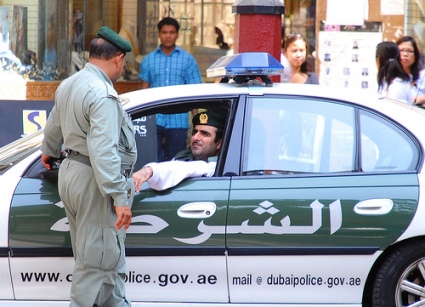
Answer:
[[177, 202, 217, 219], [353, 199, 393, 215]]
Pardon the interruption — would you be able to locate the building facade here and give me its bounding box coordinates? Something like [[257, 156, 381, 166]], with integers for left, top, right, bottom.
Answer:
[[0, 0, 423, 99]]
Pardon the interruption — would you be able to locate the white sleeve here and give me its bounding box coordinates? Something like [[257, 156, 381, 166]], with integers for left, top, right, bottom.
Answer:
[[415, 70, 425, 96], [387, 79, 413, 104], [145, 160, 217, 191]]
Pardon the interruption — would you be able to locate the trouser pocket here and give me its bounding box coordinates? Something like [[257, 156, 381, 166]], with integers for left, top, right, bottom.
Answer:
[[84, 223, 122, 271]]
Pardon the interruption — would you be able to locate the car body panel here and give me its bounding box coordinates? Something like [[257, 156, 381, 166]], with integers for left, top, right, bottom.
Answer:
[[226, 174, 418, 249], [226, 254, 380, 304], [10, 178, 67, 249], [125, 256, 228, 302], [128, 178, 230, 249], [0, 151, 45, 300], [225, 174, 418, 304], [0, 258, 13, 300], [398, 173, 425, 240], [9, 257, 73, 299], [0, 154, 39, 247], [9, 176, 231, 302], [10, 256, 228, 303], [0, 302, 362, 307]]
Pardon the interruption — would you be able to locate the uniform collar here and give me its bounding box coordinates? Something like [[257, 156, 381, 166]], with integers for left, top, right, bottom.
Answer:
[[84, 62, 114, 86]]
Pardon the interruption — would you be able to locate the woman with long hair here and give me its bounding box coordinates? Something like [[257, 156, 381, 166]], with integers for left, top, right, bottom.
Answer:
[[376, 41, 412, 104], [396, 36, 425, 106]]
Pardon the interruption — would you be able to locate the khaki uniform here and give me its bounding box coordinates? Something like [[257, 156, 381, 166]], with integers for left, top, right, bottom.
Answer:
[[41, 63, 136, 307]]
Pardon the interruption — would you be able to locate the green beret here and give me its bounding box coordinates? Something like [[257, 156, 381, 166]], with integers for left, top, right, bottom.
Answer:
[[192, 111, 226, 130], [96, 26, 132, 53]]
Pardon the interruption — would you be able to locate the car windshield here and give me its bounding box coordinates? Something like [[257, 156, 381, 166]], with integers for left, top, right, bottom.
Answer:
[[0, 129, 44, 175]]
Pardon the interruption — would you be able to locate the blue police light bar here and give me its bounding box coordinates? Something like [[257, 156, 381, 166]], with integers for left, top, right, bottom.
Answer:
[[206, 52, 283, 79]]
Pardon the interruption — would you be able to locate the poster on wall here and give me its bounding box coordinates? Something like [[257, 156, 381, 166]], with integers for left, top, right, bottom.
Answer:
[[326, 0, 368, 26], [318, 22, 382, 92], [381, 0, 404, 15]]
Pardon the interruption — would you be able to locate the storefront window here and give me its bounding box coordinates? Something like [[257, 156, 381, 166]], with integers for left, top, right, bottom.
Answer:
[[0, 0, 70, 81], [0, 0, 236, 84], [405, 0, 425, 53], [2, 0, 425, 87]]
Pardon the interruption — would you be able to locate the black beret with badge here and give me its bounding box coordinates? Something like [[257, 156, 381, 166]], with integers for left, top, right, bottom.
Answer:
[[96, 26, 132, 53], [192, 111, 226, 130]]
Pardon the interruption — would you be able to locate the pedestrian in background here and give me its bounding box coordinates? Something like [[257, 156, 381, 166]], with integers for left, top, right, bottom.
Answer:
[[138, 17, 202, 161], [41, 26, 136, 307], [376, 41, 412, 104], [396, 36, 425, 106], [281, 33, 319, 84]]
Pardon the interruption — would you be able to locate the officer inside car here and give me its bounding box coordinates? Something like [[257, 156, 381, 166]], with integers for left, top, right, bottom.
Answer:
[[132, 110, 226, 191]]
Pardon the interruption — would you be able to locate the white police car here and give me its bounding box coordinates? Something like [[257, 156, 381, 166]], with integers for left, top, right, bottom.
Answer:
[[1, 53, 425, 306]]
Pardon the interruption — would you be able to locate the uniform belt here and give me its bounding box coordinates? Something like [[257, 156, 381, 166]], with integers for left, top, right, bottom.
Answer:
[[67, 150, 91, 167], [122, 169, 133, 178], [67, 150, 133, 177]]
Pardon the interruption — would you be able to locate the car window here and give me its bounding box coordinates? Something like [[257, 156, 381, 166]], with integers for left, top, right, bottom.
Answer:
[[130, 99, 232, 171], [242, 97, 355, 175], [0, 129, 44, 175], [242, 97, 419, 176], [360, 110, 418, 171]]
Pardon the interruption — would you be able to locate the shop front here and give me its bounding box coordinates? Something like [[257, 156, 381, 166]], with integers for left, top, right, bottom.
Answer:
[[0, 0, 241, 100]]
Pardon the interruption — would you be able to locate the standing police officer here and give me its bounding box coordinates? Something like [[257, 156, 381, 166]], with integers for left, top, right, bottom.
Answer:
[[41, 26, 136, 307]]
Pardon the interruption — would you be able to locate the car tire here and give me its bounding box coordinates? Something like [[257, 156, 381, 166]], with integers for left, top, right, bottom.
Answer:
[[372, 239, 425, 307]]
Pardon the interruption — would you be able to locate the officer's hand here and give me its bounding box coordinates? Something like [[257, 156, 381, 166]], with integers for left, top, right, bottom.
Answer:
[[132, 166, 153, 192], [114, 205, 132, 230], [41, 154, 52, 170]]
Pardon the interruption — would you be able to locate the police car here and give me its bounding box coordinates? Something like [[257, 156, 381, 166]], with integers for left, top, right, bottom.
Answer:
[[1, 53, 425, 306]]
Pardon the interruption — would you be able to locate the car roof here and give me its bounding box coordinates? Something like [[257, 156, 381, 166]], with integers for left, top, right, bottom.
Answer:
[[121, 82, 378, 107]]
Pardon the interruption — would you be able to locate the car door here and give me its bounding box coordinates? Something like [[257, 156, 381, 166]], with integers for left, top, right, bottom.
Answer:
[[224, 96, 420, 304], [127, 177, 230, 302], [125, 98, 234, 302], [9, 161, 74, 300], [9, 154, 232, 304], [0, 130, 74, 300]]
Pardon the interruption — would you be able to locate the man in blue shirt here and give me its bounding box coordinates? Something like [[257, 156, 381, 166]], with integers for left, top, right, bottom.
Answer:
[[138, 17, 202, 161]]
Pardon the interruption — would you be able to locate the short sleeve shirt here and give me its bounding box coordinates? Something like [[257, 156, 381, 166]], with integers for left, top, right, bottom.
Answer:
[[379, 77, 413, 105], [138, 46, 202, 128]]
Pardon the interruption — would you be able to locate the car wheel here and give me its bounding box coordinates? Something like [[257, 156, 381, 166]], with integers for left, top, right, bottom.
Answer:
[[372, 239, 425, 307]]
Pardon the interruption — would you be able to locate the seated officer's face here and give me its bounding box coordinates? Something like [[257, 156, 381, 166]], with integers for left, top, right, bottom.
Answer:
[[190, 125, 222, 161]]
